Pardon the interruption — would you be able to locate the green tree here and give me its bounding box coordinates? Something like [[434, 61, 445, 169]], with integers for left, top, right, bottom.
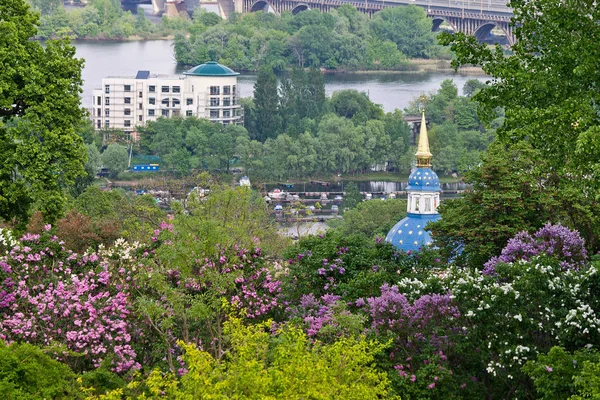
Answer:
[[252, 66, 281, 142], [0, 342, 79, 399], [334, 198, 406, 237], [440, 0, 600, 251], [0, 0, 87, 224], [343, 181, 363, 209], [102, 143, 129, 179], [429, 141, 559, 267], [370, 5, 436, 58], [106, 318, 393, 400]]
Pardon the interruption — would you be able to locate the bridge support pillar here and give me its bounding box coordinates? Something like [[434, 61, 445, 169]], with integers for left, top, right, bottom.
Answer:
[[151, 0, 165, 14], [217, 0, 238, 18]]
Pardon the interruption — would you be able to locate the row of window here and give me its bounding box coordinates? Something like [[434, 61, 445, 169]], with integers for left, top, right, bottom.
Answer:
[[105, 84, 182, 94], [97, 116, 142, 129], [209, 86, 235, 95], [103, 85, 238, 97]]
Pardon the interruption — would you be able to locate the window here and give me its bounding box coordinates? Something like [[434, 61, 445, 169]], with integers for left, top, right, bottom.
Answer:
[[105, 85, 110, 94], [186, 110, 193, 117], [124, 132, 131, 141], [124, 84, 131, 92], [210, 110, 219, 118], [97, 96, 101, 106], [161, 86, 169, 93], [210, 98, 220, 107], [172, 86, 180, 93], [105, 97, 110, 106], [139, 103, 143, 110], [105, 120, 110, 128], [139, 115, 143, 122], [161, 98, 170, 106], [186, 98, 193, 105], [149, 85, 156, 93], [124, 108, 131, 116], [96, 108, 101, 117], [172, 98, 180, 107], [162, 109, 169, 117], [139, 91, 143, 98], [223, 86, 231, 95], [149, 97, 155, 105], [232, 85, 236, 95], [223, 98, 230, 107], [105, 109, 110, 116], [124, 120, 131, 128], [124, 97, 131, 104], [104, 132, 110, 141], [223, 110, 231, 118], [97, 120, 101, 129], [210, 86, 220, 95], [148, 109, 155, 116]]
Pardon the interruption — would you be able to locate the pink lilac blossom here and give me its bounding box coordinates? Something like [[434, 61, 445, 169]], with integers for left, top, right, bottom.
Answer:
[[0, 231, 139, 373]]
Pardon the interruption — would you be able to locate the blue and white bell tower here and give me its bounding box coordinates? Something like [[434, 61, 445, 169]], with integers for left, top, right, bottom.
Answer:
[[386, 111, 441, 252]]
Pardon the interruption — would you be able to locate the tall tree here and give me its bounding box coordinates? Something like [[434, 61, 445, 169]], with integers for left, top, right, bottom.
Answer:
[[0, 0, 87, 225], [252, 66, 281, 142], [439, 0, 600, 251]]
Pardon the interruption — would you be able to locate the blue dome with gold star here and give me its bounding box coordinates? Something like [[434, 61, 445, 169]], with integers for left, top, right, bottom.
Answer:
[[386, 111, 441, 252], [386, 213, 440, 252], [407, 167, 441, 192]]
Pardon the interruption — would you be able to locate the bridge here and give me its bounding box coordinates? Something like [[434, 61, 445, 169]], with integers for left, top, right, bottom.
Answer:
[[140, 0, 514, 44]]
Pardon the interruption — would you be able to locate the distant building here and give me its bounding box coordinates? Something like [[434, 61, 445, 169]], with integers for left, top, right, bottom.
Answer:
[[91, 61, 244, 137], [385, 111, 441, 252]]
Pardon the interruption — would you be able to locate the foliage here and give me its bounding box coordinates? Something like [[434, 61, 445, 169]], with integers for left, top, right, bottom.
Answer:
[[0, 341, 80, 399], [92, 317, 394, 399], [370, 5, 438, 58], [0, 0, 87, 225], [394, 258, 600, 398], [175, 6, 440, 71], [523, 346, 600, 400], [139, 117, 247, 174], [483, 223, 588, 275], [439, 0, 600, 251], [429, 141, 558, 267], [0, 229, 139, 373], [101, 144, 128, 179], [331, 198, 406, 237]]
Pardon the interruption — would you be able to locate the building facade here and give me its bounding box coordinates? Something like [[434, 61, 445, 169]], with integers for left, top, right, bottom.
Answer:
[[91, 62, 243, 135], [385, 111, 441, 252]]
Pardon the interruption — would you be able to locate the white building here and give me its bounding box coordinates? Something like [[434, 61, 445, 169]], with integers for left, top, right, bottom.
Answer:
[[91, 62, 244, 137]]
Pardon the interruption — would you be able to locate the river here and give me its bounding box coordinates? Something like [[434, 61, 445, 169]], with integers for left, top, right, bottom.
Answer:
[[73, 40, 486, 112]]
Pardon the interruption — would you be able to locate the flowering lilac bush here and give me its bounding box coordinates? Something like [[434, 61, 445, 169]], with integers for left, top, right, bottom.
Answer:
[[133, 222, 284, 370], [357, 284, 462, 397], [0, 230, 139, 373], [285, 293, 365, 342], [483, 223, 588, 275]]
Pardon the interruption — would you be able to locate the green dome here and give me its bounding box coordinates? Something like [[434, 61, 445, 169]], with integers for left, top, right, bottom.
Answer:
[[184, 61, 239, 77]]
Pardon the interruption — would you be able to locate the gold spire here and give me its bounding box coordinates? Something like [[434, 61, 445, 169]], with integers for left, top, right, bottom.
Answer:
[[416, 110, 432, 168]]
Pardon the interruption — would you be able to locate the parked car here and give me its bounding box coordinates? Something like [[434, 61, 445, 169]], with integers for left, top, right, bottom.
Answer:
[[274, 204, 283, 211], [334, 195, 343, 201], [331, 205, 339, 212]]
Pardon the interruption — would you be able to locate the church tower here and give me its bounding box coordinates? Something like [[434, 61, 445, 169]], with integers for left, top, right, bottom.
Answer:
[[385, 111, 441, 251]]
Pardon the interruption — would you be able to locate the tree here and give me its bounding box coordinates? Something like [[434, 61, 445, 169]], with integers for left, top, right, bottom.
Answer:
[[252, 66, 281, 142], [428, 141, 559, 267], [102, 143, 128, 179], [439, 0, 600, 252], [370, 5, 436, 58], [0, 0, 87, 225]]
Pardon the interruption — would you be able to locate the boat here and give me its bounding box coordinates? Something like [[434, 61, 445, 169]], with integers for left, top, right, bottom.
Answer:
[[239, 176, 251, 187], [267, 189, 288, 199]]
